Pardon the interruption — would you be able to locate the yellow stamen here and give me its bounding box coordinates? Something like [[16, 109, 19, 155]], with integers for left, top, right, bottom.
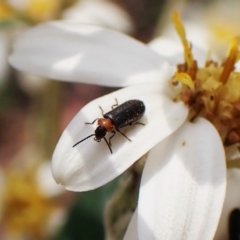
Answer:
[[2, 165, 58, 239], [237, 52, 240, 62], [220, 37, 239, 84], [174, 72, 195, 90], [171, 13, 240, 148], [172, 12, 194, 70]]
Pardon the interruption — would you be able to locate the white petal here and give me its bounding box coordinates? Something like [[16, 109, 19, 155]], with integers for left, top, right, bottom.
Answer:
[[214, 168, 240, 240], [52, 83, 188, 191], [148, 37, 184, 65], [46, 208, 67, 237], [149, 37, 205, 66], [124, 210, 139, 240], [138, 118, 226, 240], [16, 72, 49, 95], [36, 161, 65, 197], [9, 21, 171, 87], [162, 21, 211, 52], [63, 0, 134, 34], [149, 37, 218, 67], [8, 0, 28, 10], [234, 60, 240, 73]]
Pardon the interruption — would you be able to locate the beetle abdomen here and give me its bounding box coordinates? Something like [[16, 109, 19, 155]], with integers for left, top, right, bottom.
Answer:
[[104, 100, 145, 129]]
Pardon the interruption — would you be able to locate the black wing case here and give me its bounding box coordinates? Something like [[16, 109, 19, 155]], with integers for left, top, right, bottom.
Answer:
[[104, 100, 145, 129]]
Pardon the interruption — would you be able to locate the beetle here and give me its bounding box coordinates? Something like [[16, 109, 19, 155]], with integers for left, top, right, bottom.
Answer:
[[73, 99, 146, 153]]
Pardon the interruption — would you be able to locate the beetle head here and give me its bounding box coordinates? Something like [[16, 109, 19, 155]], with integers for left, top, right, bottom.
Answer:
[[73, 125, 112, 154], [94, 126, 107, 141]]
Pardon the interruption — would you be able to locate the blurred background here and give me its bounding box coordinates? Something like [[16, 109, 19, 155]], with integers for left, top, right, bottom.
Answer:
[[0, 0, 240, 239]]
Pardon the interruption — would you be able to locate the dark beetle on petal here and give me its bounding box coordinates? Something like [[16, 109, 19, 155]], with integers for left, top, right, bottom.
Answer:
[[73, 99, 146, 154]]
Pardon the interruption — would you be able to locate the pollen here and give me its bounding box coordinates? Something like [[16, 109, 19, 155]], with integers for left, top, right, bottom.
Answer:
[[0, 2, 14, 21], [26, 0, 59, 22], [171, 13, 240, 146], [2, 165, 59, 239]]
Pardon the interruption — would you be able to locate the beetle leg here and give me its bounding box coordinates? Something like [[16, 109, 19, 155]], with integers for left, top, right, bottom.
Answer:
[[109, 131, 116, 146], [111, 98, 119, 109], [103, 137, 113, 154], [99, 106, 104, 116], [131, 122, 145, 126], [85, 118, 99, 125], [117, 129, 132, 141]]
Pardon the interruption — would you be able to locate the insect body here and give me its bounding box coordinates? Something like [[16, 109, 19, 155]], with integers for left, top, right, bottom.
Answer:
[[73, 99, 145, 153]]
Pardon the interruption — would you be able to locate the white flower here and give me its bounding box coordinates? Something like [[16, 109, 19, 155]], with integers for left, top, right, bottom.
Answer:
[[6, 0, 133, 95], [62, 0, 134, 34], [9, 17, 227, 239]]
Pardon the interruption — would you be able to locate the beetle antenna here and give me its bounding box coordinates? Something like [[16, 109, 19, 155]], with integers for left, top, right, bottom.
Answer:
[[73, 134, 95, 147], [103, 137, 113, 154]]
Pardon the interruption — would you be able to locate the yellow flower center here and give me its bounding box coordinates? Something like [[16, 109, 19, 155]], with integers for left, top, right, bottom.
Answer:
[[0, 2, 14, 21], [1, 0, 60, 23], [172, 12, 240, 146], [25, 0, 60, 22], [2, 165, 58, 239]]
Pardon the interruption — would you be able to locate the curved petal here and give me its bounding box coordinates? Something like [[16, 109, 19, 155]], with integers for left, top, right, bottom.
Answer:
[[162, 21, 211, 52], [138, 118, 226, 240], [63, 0, 134, 34], [214, 168, 240, 240], [148, 37, 184, 65], [9, 21, 172, 87], [148, 37, 218, 67], [149, 37, 207, 66], [52, 83, 188, 191]]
